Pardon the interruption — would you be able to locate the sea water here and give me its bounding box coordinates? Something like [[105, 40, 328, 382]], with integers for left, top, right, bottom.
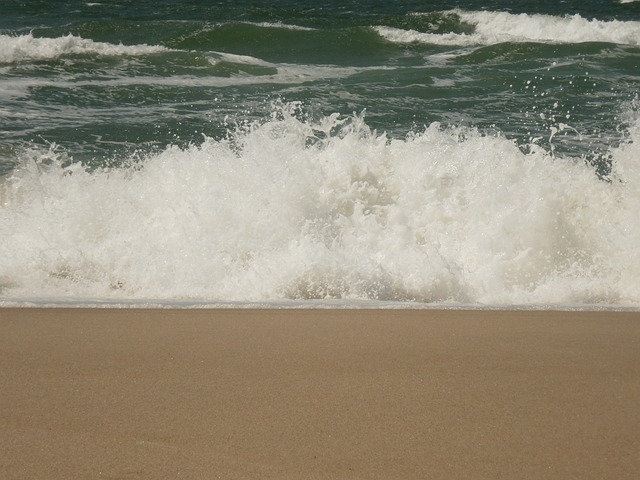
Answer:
[[1, 1, 639, 308]]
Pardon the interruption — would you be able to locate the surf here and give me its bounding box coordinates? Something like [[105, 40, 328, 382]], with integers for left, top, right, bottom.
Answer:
[[1, 104, 638, 306], [0, 33, 168, 64], [375, 11, 640, 46]]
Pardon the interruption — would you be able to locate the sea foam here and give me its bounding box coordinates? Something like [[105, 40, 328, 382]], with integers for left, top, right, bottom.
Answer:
[[0, 33, 168, 64], [376, 11, 640, 46], [1, 104, 639, 306]]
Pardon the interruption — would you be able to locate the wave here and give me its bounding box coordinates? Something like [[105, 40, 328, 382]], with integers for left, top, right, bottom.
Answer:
[[375, 11, 640, 46], [246, 21, 317, 32], [203, 51, 377, 83], [206, 51, 279, 77], [1, 103, 639, 306], [169, 21, 388, 66], [0, 33, 168, 64]]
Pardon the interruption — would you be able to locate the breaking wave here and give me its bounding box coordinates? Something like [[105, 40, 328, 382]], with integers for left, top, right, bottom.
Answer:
[[0, 33, 168, 64], [375, 10, 640, 46], [1, 104, 639, 306]]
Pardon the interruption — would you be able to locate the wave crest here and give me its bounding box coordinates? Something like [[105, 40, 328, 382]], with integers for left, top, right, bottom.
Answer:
[[376, 11, 640, 46], [0, 33, 168, 64]]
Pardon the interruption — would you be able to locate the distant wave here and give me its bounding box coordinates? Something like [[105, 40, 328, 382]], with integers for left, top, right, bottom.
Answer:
[[247, 21, 317, 32], [0, 33, 168, 63], [375, 11, 640, 46], [207, 51, 276, 68]]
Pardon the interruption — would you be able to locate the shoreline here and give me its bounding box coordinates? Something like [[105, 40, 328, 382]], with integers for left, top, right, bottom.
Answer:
[[1, 308, 639, 479], [2, 300, 640, 311]]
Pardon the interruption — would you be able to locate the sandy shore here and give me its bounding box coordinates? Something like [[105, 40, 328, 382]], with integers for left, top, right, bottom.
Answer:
[[1, 308, 639, 479]]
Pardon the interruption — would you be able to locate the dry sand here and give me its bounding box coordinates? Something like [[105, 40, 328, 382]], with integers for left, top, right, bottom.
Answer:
[[1, 308, 639, 479]]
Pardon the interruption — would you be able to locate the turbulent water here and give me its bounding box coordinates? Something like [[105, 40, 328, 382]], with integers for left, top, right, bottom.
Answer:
[[1, 1, 639, 307]]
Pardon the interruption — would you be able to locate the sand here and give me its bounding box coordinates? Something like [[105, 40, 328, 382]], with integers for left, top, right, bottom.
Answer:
[[0, 308, 639, 479]]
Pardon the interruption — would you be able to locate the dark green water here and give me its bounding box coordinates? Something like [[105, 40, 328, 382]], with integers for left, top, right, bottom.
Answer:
[[1, 1, 638, 170]]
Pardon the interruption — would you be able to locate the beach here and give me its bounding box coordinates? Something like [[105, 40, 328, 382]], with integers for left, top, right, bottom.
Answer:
[[1, 308, 638, 479]]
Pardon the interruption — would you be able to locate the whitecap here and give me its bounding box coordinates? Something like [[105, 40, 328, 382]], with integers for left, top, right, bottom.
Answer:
[[376, 10, 640, 46], [0, 33, 168, 64]]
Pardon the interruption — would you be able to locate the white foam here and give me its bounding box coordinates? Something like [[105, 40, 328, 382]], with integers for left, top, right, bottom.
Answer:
[[374, 26, 476, 46], [375, 11, 640, 46], [248, 21, 317, 32], [1, 104, 639, 306], [0, 33, 168, 64], [207, 51, 276, 67], [0, 63, 374, 95]]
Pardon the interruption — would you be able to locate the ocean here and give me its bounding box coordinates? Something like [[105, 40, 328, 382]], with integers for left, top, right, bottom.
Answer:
[[0, 0, 639, 307]]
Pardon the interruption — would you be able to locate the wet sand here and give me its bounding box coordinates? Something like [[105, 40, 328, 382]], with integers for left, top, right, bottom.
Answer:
[[1, 308, 639, 479]]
